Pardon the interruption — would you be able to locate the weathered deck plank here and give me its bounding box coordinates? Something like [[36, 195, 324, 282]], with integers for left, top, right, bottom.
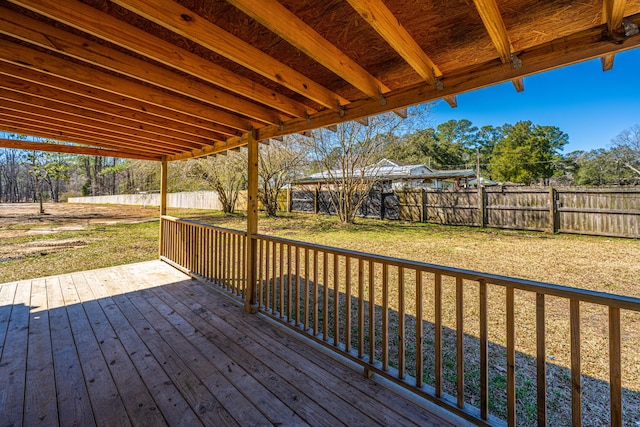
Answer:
[[47, 276, 95, 427], [0, 280, 31, 426], [0, 261, 464, 427], [24, 278, 58, 426]]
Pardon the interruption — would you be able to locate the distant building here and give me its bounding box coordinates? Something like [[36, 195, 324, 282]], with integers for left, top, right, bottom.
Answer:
[[295, 159, 476, 190]]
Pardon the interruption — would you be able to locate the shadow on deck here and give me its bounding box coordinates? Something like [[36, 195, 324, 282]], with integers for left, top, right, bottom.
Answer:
[[0, 261, 466, 426]]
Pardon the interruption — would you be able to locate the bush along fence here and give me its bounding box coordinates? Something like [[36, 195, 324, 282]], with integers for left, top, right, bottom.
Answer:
[[291, 187, 640, 238]]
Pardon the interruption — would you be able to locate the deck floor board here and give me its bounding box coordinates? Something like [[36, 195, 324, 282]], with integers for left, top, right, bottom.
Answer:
[[0, 261, 463, 427]]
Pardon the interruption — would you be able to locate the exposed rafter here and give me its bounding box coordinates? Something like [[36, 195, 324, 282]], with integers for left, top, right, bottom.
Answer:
[[226, 0, 389, 99], [0, 100, 201, 151], [111, 0, 349, 109], [8, 0, 312, 119], [1, 0, 639, 162], [169, 12, 640, 161], [0, 8, 283, 126], [345, 0, 442, 86], [1, 72, 226, 142], [444, 96, 458, 108], [601, 0, 628, 70], [0, 89, 219, 146], [0, 138, 160, 160], [473, 0, 512, 63], [472, 0, 525, 92]]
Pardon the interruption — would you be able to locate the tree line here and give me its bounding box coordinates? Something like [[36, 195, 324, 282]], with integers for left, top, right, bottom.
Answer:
[[1, 118, 639, 221]]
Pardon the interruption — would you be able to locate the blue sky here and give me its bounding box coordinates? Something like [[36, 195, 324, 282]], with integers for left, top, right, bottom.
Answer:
[[428, 48, 640, 154]]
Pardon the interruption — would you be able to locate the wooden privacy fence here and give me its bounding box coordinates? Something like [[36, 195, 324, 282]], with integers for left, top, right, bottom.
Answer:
[[292, 187, 640, 238], [160, 216, 640, 426]]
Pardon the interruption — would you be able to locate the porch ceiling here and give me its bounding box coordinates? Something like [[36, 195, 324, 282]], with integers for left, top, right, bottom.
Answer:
[[1, 0, 640, 161]]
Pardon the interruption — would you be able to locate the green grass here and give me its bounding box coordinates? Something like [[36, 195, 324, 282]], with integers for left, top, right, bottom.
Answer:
[[0, 221, 159, 283]]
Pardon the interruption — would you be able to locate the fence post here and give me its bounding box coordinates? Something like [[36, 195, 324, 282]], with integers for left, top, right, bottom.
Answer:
[[478, 186, 486, 227], [548, 187, 557, 233], [380, 191, 385, 220], [421, 189, 427, 223]]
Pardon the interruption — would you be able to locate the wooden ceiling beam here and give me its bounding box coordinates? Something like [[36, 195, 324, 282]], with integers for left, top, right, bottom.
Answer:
[[0, 113, 174, 155], [0, 139, 161, 161], [167, 12, 640, 161], [444, 96, 458, 108], [0, 123, 170, 157], [226, 0, 390, 98], [0, 100, 204, 151], [8, 0, 312, 118], [0, 40, 260, 132], [473, 0, 512, 63], [111, 0, 349, 109], [345, 0, 442, 86], [601, 0, 628, 70], [472, 0, 525, 91], [0, 88, 220, 146], [512, 78, 525, 93], [0, 8, 284, 125], [0, 70, 227, 141], [0, 63, 241, 138]]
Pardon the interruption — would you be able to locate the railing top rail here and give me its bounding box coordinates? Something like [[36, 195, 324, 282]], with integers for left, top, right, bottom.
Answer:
[[160, 215, 640, 311], [253, 233, 640, 312], [161, 215, 248, 236]]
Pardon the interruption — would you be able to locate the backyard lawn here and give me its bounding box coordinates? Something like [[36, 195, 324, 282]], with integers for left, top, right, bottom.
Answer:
[[1, 203, 638, 425]]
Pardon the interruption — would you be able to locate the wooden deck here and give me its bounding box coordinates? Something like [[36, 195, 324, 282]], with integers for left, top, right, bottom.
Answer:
[[0, 260, 467, 426]]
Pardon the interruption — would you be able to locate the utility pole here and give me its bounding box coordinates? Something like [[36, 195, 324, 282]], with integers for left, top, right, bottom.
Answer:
[[476, 148, 481, 187]]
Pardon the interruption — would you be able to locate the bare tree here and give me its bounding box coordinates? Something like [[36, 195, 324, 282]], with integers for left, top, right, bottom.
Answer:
[[305, 111, 417, 223], [187, 151, 247, 213], [258, 137, 308, 216]]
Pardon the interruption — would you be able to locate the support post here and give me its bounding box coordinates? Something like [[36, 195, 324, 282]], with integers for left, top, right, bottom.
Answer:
[[159, 157, 167, 259], [287, 185, 292, 213], [245, 129, 259, 313]]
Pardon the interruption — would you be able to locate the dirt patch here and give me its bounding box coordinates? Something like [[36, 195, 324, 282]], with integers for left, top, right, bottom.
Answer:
[[0, 202, 160, 228], [0, 238, 89, 261], [0, 202, 160, 261]]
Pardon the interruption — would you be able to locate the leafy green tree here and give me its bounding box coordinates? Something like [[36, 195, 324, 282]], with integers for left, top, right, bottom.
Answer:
[[489, 121, 568, 184]]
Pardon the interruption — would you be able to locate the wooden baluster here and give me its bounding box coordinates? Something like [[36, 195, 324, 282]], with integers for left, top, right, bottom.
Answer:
[[415, 270, 423, 387], [506, 287, 516, 426], [358, 258, 365, 359], [456, 277, 464, 409], [279, 242, 284, 318], [272, 241, 277, 315], [345, 256, 352, 353], [398, 267, 405, 379], [257, 239, 263, 307], [435, 273, 442, 397], [295, 246, 300, 326], [313, 249, 319, 336], [609, 307, 622, 427], [480, 280, 488, 420], [571, 299, 582, 427], [265, 241, 271, 312], [287, 244, 292, 322], [333, 253, 340, 346], [536, 293, 547, 426], [369, 261, 375, 365], [323, 251, 329, 341], [382, 263, 389, 371], [304, 247, 310, 331]]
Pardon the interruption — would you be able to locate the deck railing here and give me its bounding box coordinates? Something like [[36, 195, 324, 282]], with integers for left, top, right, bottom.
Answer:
[[160, 216, 640, 426]]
